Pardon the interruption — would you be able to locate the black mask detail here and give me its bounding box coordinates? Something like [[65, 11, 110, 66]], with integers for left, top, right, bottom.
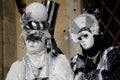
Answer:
[[26, 32, 44, 42]]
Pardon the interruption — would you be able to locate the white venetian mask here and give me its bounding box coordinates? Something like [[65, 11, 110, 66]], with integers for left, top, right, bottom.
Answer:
[[77, 30, 94, 50]]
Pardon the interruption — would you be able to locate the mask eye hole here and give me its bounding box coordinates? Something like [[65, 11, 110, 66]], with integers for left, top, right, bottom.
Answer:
[[26, 33, 42, 42], [34, 37, 41, 41], [84, 34, 88, 38], [26, 35, 31, 41], [78, 37, 82, 40], [78, 34, 88, 40], [26, 36, 40, 42]]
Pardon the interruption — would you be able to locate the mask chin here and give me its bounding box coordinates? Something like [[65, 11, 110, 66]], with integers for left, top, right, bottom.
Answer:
[[83, 44, 94, 50]]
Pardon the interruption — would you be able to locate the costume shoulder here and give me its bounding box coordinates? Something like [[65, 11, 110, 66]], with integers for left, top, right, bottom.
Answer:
[[101, 46, 120, 80], [71, 54, 85, 74], [103, 46, 120, 62], [106, 46, 120, 66], [52, 54, 73, 80], [57, 54, 70, 64], [55, 54, 73, 72], [71, 54, 86, 68], [71, 54, 85, 61], [6, 60, 25, 80], [11, 60, 24, 70], [106, 46, 120, 55]]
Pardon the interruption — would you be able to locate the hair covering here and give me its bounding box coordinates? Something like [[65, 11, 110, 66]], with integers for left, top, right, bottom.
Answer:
[[20, 2, 48, 29], [69, 13, 100, 43], [25, 2, 47, 21]]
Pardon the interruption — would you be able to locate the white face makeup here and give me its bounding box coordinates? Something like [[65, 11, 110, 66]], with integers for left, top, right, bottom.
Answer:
[[25, 30, 46, 53], [78, 30, 94, 50]]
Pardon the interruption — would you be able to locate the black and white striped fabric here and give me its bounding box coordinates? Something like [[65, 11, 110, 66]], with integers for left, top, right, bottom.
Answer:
[[24, 21, 49, 30], [42, 0, 59, 36]]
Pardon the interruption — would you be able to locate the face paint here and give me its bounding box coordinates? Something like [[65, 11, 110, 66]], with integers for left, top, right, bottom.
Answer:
[[78, 31, 94, 50], [25, 30, 46, 53], [26, 32, 44, 42]]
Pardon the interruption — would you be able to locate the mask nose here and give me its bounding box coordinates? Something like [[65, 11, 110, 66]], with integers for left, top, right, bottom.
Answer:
[[80, 38, 85, 43]]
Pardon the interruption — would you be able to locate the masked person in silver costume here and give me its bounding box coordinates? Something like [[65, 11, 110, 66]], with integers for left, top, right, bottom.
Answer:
[[6, 2, 73, 80]]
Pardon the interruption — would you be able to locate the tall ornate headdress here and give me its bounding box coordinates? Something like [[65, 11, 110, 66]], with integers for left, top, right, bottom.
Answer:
[[69, 13, 100, 43]]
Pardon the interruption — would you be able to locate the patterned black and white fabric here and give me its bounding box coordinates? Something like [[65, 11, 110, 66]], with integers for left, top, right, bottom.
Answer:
[[71, 46, 120, 80], [42, 0, 59, 36]]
